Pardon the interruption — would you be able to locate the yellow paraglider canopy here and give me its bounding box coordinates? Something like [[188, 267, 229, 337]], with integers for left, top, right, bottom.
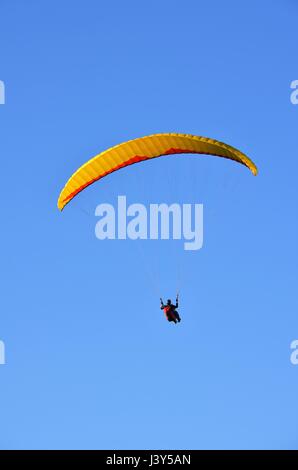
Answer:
[[57, 133, 257, 210]]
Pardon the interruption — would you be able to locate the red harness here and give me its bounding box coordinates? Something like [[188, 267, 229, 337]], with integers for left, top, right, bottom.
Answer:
[[163, 305, 175, 320]]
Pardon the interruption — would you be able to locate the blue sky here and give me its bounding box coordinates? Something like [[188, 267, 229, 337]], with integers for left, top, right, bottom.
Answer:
[[0, 0, 298, 450]]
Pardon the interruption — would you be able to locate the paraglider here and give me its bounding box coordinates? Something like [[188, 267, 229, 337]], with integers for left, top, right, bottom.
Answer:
[[57, 132, 258, 211], [58, 132, 258, 326], [160, 295, 181, 324]]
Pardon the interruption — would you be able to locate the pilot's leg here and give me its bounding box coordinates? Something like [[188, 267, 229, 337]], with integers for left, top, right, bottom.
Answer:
[[174, 311, 181, 322]]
